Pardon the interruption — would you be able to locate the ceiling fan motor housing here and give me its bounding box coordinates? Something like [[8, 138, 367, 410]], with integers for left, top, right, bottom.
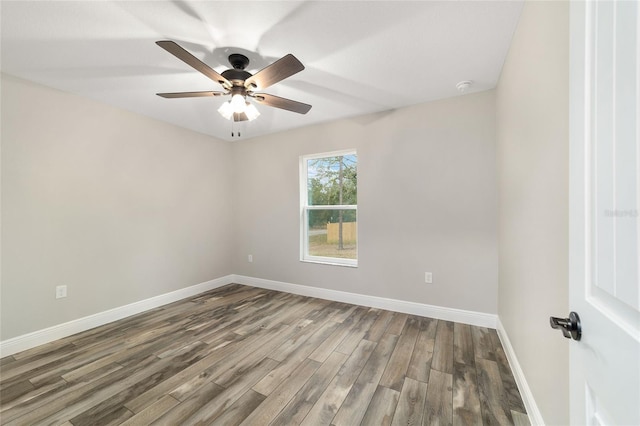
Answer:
[[222, 54, 253, 88], [221, 69, 252, 85]]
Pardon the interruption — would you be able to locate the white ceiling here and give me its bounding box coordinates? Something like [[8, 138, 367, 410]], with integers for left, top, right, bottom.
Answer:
[[1, 1, 523, 141]]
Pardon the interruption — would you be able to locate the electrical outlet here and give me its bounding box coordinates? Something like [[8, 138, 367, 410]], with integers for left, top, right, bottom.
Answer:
[[425, 272, 433, 284], [56, 285, 67, 299], [248, 254, 253, 263]]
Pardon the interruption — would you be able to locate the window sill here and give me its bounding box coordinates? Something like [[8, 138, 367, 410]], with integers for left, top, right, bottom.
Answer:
[[300, 258, 358, 268]]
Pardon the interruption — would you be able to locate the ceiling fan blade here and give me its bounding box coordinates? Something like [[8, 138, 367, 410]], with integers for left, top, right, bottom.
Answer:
[[245, 54, 304, 90], [156, 40, 231, 88], [253, 93, 312, 114], [157, 91, 226, 98]]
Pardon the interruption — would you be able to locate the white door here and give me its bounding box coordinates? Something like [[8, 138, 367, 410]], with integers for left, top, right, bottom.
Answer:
[[569, 0, 640, 425]]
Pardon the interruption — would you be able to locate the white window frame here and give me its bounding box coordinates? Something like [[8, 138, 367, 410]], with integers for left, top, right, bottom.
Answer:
[[300, 149, 358, 267]]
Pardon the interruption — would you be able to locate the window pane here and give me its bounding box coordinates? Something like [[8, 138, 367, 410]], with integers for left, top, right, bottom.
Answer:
[[307, 209, 357, 259], [307, 154, 357, 206]]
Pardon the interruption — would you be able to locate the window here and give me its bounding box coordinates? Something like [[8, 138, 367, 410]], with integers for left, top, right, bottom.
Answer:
[[300, 150, 357, 267]]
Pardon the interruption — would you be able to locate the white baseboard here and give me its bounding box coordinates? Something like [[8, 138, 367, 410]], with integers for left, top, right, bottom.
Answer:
[[231, 275, 497, 328], [0, 275, 234, 357], [1, 274, 498, 357], [496, 318, 545, 425]]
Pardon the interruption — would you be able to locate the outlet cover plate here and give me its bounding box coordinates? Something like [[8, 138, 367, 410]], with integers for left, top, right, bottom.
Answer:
[[56, 285, 67, 299]]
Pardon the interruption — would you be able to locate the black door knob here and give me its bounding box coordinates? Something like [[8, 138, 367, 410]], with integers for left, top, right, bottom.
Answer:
[[550, 311, 581, 341]]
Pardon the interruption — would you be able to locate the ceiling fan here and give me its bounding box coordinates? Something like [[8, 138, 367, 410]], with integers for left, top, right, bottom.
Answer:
[[156, 40, 312, 123]]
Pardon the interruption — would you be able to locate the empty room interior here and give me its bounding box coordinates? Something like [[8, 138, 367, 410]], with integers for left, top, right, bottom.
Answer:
[[2, 1, 639, 425]]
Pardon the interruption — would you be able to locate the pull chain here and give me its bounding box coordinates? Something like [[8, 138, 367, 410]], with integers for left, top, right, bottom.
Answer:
[[230, 118, 245, 138]]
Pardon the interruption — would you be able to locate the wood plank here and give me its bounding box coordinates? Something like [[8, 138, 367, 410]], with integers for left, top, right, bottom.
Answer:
[[212, 321, 302, 388], [512, 410, 531, 426], [1, 355, 141, 423], [495, 345, 527, 413], [271, 315, 336, 365], [9, 339, 77, 362], [215, 292, 299, 336], [27, 351, 125, 389], [453, 323, 475, 366], [0, 343, 80, 383], [119, 395, 180, 426], [330, 304, 358, 323], [60, 352, 127, 384], [476, 358, 513, 425], [416, 317, 437, 350], [252, 321, 340, 396], [170, 357, 279, 424], [472, 326, 497, 361], [360, 385, 400, 426], [385, 313, 408, 335], [124, 322, 279, 412], [4, 354, 162, 425], [391, 377, 428, 426], [335, 308, 379, 355], [424, 368, 453, 426], [122, 353, 223, 413], [233, 297, 326, 337], [192, 293, 294, 344], [208, 389, 265, 426], [240, 358, 321, 425], [453, 362, 482, 426], [0, 355, 17, 367], [0, 379, 68, 414], [406, 317, 437, 382], [0, 380, 34, 406], [149, 381, 225, 425], [300, 339, 377, 426], [264, 318, 318, 362], [364, 309, 393, 342], [270, 351, 347, 425], [332, 333, 399, 425], [432, 320, 454, 374], [308, 308, 366, 363], [70, 403, 135, 425], [379, 317, 421, 391]]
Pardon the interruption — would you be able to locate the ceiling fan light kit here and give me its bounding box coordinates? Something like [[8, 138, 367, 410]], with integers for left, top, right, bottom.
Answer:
[[244, 103, 260, 121], [155, 41, 311, 133], [230, 93, 247, 113], [217, 101, 233, 120]]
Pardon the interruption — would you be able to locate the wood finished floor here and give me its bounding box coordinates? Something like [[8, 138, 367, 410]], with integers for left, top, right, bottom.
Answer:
[[0, 284, 529, 425]]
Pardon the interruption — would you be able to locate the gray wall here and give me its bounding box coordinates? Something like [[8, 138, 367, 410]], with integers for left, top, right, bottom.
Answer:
[[496, 2, 569, 425], [232, 91, 498, 314], [1, 74, 234, 340]]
